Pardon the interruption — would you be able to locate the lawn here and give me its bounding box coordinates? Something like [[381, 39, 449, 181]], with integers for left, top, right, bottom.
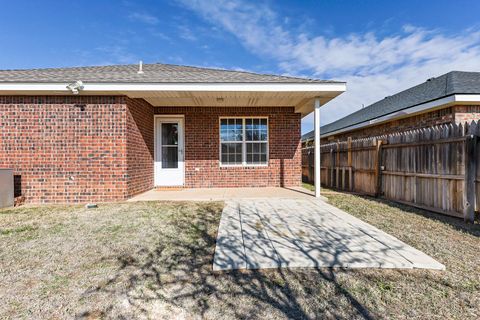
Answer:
[[0, 194, 479, 319]]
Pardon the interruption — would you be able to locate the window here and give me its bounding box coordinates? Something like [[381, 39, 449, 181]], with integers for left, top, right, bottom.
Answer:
[[220, 117, 268, 166], [161, 123, 178, 168]]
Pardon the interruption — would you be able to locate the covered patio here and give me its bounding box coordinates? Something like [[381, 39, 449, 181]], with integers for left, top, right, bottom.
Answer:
[[127, 186, 316, 201], [0, 63, 346, 203]]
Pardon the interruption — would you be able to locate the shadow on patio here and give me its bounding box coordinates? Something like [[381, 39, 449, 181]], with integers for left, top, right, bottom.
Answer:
[[75, 202, 382, 319]]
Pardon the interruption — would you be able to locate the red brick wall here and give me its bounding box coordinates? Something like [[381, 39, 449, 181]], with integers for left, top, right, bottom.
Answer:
[[453, 105, 480, 123], [125, 98, 154, 197], [0, 97, 301, 203], [154, 106, 301, 187], [0, 96, 128, 203]]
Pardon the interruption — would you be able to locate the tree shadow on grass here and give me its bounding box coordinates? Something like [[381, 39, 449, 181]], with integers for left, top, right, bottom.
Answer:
[[76, 203, 379, 319], [350, 195, 480, 238]]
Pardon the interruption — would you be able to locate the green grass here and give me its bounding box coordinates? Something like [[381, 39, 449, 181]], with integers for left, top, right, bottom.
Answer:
[[0, 224, 38, 235], [1, 197, 479, 319], [302, 182, 315, 192]]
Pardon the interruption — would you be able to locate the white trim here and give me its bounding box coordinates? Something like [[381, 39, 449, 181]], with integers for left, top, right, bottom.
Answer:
[[314, 98, 321, 198], [0, 82, 346, 93], [322, 94, 480, 138], [154, 115, 185, 186], [218, 116, 269, 167], [455, 94, 480, 102]]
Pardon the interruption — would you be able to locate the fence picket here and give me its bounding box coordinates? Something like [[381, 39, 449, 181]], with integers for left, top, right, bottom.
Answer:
[[302, 121, 480, 220]]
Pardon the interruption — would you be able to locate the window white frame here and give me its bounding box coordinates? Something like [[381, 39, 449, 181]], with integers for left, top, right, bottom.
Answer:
[[219, 116, 269, 167]]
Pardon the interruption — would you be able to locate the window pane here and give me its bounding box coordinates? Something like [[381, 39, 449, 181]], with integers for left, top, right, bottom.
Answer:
[[220, 119, 228, 128], [220, 142, 242, 165], [162, 146, 178, 168], [220, 130, 228, 142], [245, 118, 267, 141], [162, 123, 178, 145], [227, 143, 236, 153], [220, 118, 243, 141], [260, 130, 267, 141], [246, 142, 267, 165], [235, 143, 242, 154], [246, 130, 252, 141], [253, 130, 261, 141], [227, 130, 236, 141]]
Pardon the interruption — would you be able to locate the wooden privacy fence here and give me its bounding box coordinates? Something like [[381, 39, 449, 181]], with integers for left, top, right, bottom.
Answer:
[[302, 121, 480, 222]]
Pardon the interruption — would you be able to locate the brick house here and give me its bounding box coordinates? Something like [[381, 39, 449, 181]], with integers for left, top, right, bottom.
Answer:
[[0, 63, 345, 203], [302, 71, 480, 144]]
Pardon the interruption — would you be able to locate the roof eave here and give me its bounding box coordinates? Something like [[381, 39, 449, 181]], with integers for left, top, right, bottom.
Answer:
[[0, 81, 346, 92], [320, 93, 480, 138]]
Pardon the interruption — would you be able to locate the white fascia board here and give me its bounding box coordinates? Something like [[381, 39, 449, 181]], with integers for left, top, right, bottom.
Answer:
[[454, 94, 480, 102], [0, 82, 346, 93], [322, 94, 480, 138]]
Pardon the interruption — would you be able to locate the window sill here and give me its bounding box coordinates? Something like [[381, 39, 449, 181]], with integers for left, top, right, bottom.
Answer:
[[219, 164, 269, 168]]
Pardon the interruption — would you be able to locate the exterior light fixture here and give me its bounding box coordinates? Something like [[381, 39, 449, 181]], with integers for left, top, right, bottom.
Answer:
[[66, 80, 84, 94]]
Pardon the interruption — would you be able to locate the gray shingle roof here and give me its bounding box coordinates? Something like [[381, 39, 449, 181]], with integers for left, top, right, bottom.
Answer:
[[0, 63, 341, 84], [302, 71, 480, 141]]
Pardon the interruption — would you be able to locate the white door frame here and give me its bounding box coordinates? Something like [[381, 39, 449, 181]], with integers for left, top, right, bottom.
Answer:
[[154, 115, 185, 186]]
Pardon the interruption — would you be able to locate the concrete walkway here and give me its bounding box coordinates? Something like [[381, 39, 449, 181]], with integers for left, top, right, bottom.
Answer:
[[213, 198, 445, 271]]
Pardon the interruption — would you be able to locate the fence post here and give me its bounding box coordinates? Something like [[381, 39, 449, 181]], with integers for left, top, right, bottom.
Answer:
[[374, 139, 383, 197], [464, 134, 477, 223], [330, 148, 335, 188], [336, 141, 340, 189], [347, 137, 353, 191]]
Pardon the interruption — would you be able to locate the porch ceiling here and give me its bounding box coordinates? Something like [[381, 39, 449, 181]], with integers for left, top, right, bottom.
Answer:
[[0, 82, 346, 117], [126, 89, 344, 117]]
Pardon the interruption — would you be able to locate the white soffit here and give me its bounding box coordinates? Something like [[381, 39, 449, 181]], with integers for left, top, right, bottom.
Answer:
[[0, 81, 346, 117]]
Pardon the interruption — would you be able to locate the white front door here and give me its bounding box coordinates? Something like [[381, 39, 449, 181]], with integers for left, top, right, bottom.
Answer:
[[154, 116, 184, 186]]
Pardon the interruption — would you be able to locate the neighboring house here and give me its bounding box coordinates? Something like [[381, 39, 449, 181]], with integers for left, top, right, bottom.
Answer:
[[0, 63, 345, 203], [302, 71, 480, 144]]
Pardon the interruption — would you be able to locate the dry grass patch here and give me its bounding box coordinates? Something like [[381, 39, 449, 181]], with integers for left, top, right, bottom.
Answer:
[[323, 189, 480, 319], [1, 195, 479, 319]]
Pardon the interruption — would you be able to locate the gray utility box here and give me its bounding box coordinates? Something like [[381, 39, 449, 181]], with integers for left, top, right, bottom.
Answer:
[[0, 169, 14, 208]]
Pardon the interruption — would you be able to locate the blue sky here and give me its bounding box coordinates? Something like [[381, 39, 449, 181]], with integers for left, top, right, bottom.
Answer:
[[1, 0, 480, 133]]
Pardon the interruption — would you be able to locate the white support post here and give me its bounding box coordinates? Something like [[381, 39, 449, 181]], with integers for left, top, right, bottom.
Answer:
[[314, 98, 321, 198]]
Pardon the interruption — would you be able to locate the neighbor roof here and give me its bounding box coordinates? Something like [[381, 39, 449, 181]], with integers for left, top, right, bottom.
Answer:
[[302, 71, 480, 141], [0, 63, 341, 84]]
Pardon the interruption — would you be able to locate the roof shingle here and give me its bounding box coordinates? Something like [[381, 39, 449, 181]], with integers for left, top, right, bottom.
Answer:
[[0, 63, 341, 84], [302, 71, 480, 141]]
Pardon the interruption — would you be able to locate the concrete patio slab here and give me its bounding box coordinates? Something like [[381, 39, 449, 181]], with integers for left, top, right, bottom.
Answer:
[[127, 187, 317, 202], [213, 198, 445, 271]]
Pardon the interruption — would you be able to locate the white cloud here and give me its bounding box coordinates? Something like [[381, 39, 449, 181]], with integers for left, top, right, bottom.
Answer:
[[178, 0, 480, 133], [178, 24, 197, 41], [94, 45, 138, 65], [129, 12, 159, 25]]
